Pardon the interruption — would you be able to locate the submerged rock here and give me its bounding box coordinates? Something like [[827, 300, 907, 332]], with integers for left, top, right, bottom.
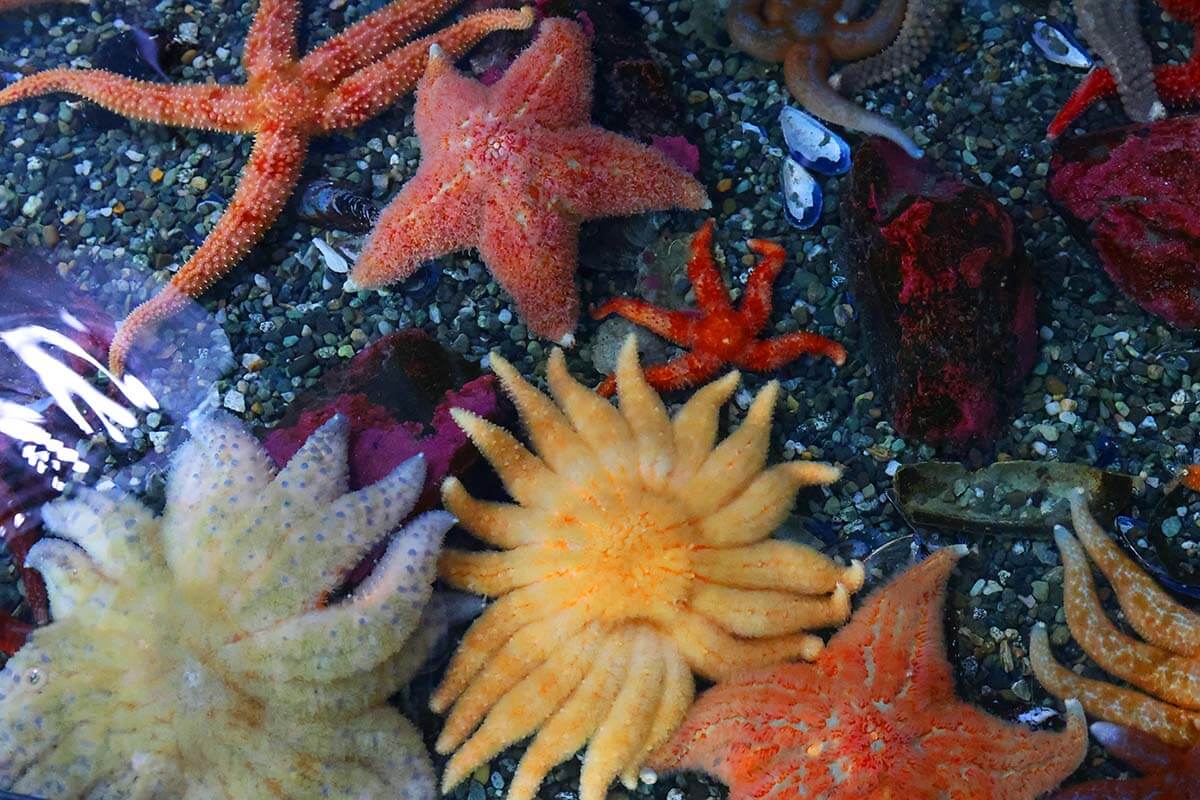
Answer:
[[843, 138, 1037, 452], [1050, 115, 1200, 329]]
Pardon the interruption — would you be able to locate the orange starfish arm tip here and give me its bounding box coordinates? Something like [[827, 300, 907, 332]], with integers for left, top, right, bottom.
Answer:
[[1182, 465, 1200, 492]]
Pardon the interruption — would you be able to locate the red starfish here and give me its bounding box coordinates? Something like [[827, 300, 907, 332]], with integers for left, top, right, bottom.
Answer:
[[591, 220, 845, 397], [1054, 722, 1200, 799], [351, 19, 708, 346], [1048, 0, 1200, 138], [649, 546, 1089, 800], [0, 0, 533, 374]]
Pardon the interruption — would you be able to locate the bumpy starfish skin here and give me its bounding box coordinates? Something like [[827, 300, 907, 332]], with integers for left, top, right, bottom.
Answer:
[[432, 336, 863, 800], [592, 219, 846, 396], [650, 546, 1089, 800], [0, 414, 454, 798], [1031, 492, 1200, 748], [1048, 0, 1200, 136], [352, 20, 709, 345], [0, 0, 533, 375], [1053, 722, 1200, 799], [727, 0, 948, 157]]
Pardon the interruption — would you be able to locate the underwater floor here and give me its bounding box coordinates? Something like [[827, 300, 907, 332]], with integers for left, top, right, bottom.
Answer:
[[1, 0, 1199, 797]]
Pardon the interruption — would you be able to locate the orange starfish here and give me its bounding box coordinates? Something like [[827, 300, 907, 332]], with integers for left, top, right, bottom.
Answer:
[[351, 19, 709, 346], [650, 546, 1089, 800], [592, 219, 846, 396], [0, 0, 534, 374]]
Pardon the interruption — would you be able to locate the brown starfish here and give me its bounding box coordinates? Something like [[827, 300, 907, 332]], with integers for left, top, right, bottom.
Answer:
[[726, 0, 950, 158], [0, 0, 533, 374]]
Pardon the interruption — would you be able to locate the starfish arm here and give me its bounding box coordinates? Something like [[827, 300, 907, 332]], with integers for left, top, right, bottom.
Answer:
[[506, 636, 628, 800], [437, 548, 575, 596], [1048, 52, 1200, 137], [597, 350, 727, 398], [319, 8, 534, 132], [1073, 0, 1164, 124], [0, 71, 255, 131], [832, 0, 951, 92], [243, 0, 299, 82], [783, 41, 924, 158], [692, 539, 864, 594], [441, 477, 547, 548], [479, 193, 583, 343], [491, 18, 594, 130], [298, 0, 459, 84], [1054, 778, 1167, 800], [448, 409, 557, 507], [1047, 68, 1117, 138], [1089, 720, 1181, 774], [545, 349, 638, 482], [736, 238, 787, 330], [436, 606, 591, 753], [536, 127, 709, 220], [441, 625, 603, 794], [591, 298, 699, 346], [1030, 623, 1200, 748], [1069, 495, 1200, 657], [667, 371, 741, 485], [669, 609, 824, 681], [739, 331, 848, 371], [698, 461, 842, 547], [682, 382, 779, 517], [1054, 528, 1200, 709], [613, 337, 676, 489], [108, 128, 306, 374], [579, 628, 665, 800], [621, 643, 694, 787], [692, 582, 853, 637], [827, 0, 907, 61], [353, 159, 484, 288], [687, 219, 736, 315], [726, 0, 793, 62]]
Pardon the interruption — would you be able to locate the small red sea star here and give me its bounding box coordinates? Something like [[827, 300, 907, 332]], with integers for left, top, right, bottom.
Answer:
[[592, 219, 845, 396]]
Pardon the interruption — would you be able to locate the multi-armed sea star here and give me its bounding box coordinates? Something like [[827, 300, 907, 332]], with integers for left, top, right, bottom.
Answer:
[[650, 546, 1089, 800], [0, 0, 533, 374], [351, 19, 709, 346], [1048, 0, 1200, 136], [432, 335, 863, 800], [0, 413, 454, 797], [1031, 492, 1200, 748], [592, 219, 845, 396], [726, 0, 950, 157]]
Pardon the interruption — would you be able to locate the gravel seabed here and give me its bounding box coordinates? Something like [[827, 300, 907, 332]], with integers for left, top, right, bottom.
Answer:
[[2, 0, 1200, 795]]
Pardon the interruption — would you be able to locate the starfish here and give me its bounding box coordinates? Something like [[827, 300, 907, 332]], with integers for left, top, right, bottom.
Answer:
[[1183, 464, 1200, 492], [1053, 722, 1200, 799], [1031, 492, 1200, 749], [1048, 0, 1200, 137], [0, 413, 454, 797], [726, 0, 951, 158], [591, 219, 846, 397], [432, 335, 864, 800], [649, 545, 1089, 800], [0, 0, 85, 11], [0, 0, 535, 375], [351, 19, 709, 346]]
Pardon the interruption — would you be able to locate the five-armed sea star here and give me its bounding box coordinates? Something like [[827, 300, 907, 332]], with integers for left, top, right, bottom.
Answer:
[[592, 219, 845, 396], [1031, 492, 1200, 748], [726, 0, 950, 157], [0, 0, 534, 374], [1048, 0, 1200, 137], [649, 545, 1089, 800], [351, 19, 708, 346]]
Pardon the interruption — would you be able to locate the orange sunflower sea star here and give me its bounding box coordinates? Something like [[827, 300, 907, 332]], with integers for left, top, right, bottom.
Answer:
[[592, 219, 846, 396], [1031, 491, 1200, 748], [351, 19, 709, 346], [431, 335, 864, 800], [0, 0, 533, 375], [650, 546, 1089, 800]]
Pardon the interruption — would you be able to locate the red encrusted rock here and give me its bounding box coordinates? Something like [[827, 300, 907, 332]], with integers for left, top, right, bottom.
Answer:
[[843, 138, 1037, 452], [262, 330, 510, 510], [1050, 115, 1200, 329]]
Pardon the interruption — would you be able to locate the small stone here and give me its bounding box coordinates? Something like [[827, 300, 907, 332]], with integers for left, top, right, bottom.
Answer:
[[222, 389, 246, 413]]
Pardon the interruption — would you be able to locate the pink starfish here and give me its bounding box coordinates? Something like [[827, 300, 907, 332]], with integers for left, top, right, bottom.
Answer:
[[351, 18, 709, 345]]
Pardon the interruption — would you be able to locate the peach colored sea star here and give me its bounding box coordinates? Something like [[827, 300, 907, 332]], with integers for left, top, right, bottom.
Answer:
[[351, 19, 709, 346], [650, 545, 1089, 800], [1031, 491, 1200, 748], [592, 219, 845, 396], [432, 335, 863, 800], [0, 0, 534, 374]]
